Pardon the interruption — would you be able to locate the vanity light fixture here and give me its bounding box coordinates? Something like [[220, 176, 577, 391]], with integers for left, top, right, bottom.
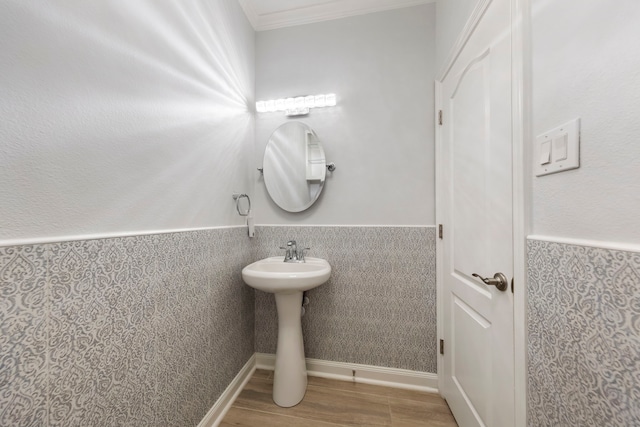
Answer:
[[256, 93, 337, 116]]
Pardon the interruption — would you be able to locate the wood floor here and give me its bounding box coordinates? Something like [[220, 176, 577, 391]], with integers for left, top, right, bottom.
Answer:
[[220, 370, 458, 426]]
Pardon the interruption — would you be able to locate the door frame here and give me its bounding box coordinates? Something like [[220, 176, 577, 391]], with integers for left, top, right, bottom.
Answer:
[[434, 0, 531, 425]]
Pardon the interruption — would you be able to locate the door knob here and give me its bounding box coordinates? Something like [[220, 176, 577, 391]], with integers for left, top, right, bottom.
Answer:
[[472, 272, 509, 292]]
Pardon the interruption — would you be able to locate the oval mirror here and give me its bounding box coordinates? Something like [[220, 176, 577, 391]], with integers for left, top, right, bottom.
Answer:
[[263, 121, 327, 212]]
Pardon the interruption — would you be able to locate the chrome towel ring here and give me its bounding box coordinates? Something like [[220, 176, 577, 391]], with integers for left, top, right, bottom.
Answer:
[[232, 193, 251, 216]]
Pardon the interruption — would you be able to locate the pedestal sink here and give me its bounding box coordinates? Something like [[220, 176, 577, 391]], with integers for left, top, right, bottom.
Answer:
[[242, 256, 331, 407]]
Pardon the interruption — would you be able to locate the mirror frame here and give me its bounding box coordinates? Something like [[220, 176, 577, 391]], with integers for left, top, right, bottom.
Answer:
[[263, 121, 327, 212]]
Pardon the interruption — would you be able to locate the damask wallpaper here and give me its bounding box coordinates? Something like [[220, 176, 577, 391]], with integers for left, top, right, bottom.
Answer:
[[0, 228, 255, 426], [527, 239, 640, 426], [253, 226, 437, 373], [9, 227, 638, 426], [2, 225, 437, 425]]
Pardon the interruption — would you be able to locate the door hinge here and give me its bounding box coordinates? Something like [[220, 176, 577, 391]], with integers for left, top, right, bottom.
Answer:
[[438, 224, 443, 239], [440, 339, 445, 355], [438, 110, 443, 125]]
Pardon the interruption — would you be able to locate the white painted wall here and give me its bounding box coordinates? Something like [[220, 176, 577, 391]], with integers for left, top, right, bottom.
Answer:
[[0, 0, 255, 243], [435, 0, 478, 72], [254, 5, 436, 225], [531, 0, 640, 244]]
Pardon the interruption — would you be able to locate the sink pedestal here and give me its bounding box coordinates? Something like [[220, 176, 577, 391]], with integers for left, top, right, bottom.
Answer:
[[241, 256, 331, 408], [273, 291, 307, 407]]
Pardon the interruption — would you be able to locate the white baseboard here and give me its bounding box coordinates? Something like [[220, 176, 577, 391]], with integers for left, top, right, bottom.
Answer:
[[255, 353, 438, 393], [199, 353, 439, 426], [255, 352, 277, 370], [197, 354, 256, 427]]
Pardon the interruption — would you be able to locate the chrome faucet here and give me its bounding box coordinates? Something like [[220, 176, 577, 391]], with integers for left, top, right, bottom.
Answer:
[[282, 240, 297, 261], [280, 240, 310, 263]]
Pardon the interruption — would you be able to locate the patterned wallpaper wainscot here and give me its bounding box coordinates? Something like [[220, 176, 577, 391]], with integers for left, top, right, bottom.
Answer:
[[527, 239, 640, 426], [253, 226, 437, 373], [0, 227, 255, 426]]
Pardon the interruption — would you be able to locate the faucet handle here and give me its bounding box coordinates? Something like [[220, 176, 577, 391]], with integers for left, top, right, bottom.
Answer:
[[298, 247, 311, 262]]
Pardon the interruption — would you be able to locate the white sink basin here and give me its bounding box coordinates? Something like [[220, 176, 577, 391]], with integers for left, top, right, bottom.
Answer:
[[242, 256, 331, 294]]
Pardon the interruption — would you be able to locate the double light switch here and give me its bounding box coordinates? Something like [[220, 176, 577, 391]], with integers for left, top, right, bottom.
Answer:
[[534, 118, 580, 177]]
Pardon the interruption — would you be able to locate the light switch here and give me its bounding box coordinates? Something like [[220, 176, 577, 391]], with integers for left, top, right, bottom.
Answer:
[[540, 140, 551, 165], [554, 134, 568, 161], [534, 118, 580, 177]]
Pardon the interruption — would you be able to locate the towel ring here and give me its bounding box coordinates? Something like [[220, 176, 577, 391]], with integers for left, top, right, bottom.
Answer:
[[232, 193, 251, 216]]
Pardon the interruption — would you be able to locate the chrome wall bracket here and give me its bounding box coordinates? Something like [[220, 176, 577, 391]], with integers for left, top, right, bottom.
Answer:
[[257, 163, 336, 175]]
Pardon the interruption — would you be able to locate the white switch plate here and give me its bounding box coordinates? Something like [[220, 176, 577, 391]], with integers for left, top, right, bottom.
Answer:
[[534, 118, 580, 177]]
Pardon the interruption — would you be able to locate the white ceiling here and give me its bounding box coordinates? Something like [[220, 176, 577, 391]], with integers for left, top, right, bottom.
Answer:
[[238, 0, 435, 31]]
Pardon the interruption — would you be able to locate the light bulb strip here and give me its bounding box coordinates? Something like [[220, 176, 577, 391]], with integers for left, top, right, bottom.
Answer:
[[256, 94, 337, 114]]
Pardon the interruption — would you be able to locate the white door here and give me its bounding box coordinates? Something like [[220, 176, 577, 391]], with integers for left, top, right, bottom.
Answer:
[[438, 0, 515, 426]]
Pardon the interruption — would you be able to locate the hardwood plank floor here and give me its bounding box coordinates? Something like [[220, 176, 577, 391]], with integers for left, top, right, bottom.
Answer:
[[221, 370, 458, 427]]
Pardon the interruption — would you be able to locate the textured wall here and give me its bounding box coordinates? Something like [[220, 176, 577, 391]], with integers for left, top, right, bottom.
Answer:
[[527, 239, 640, 426], [529, 2, 640, 423], [0, 227, 254, 426], [531, 0, 640, 244], [0, 0, 255, 242], [253, 226, 437, 373], [254, 5, 436, 226]]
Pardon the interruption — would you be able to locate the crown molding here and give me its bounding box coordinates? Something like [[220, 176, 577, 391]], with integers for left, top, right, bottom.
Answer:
[[237, 0, 259, 29], [238, 0, 435, 32]]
